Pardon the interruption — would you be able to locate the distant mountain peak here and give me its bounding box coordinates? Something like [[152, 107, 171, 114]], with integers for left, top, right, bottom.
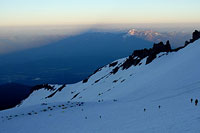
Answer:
[[125, 29, 193, 48], [128, 29, 137, 35], [127, 29, 161, 41]]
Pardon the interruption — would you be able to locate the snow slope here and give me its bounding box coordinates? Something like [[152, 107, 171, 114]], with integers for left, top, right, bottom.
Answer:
[[1, 39, 200, 133]]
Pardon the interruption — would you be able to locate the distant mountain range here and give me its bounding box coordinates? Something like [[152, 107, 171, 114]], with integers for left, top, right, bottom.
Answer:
[[125, 29, 191, 48], [127, 29, 162, 41]]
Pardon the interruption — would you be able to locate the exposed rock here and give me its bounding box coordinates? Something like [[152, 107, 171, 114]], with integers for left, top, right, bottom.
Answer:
[[82, 78, 89, 83], [133, 48, 150, 59], [192, 30, 200, 42], [185, 40, 190, 46], [152, 41, 171, 53], [184, 30, 200, 45], [109, 61, 118, 67], [31, 84, 55, 93], [82, 67, 103, 83], [46, 84, 66, 99], [94, 79, 100, 83], [120, 40, 172, 69], [146, 53, 157, 64], [71, 93, 80, 100], [121, 56, 141, 70], [110, 66, 119, 74]]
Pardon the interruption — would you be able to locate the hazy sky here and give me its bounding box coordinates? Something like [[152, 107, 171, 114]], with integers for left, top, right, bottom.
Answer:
[[0, 0, 200, 54], [0, 0, 200, 26]]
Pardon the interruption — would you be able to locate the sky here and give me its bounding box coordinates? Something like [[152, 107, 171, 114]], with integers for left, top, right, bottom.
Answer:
[[0, 0, 200, 54], [0, 0, 200, 26]]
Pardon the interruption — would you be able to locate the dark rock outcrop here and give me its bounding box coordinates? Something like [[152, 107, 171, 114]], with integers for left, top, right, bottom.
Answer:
[[185, 30, 200, 46], [119, 40, 172, 70], [82, 78, 89, 83], [110, 66, 119, 74], [71, 92, 80, 100], [31, 84, 55, 93], [192, 30, 200, 42], [146, 53, 157, 64], [133, 48, 150, 59], [152, 41, 171, 53], [46, 84, 66, 99], [121, 56, 141, 70], [109, 61, 118, 67], [82, 67, 103, 83]]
